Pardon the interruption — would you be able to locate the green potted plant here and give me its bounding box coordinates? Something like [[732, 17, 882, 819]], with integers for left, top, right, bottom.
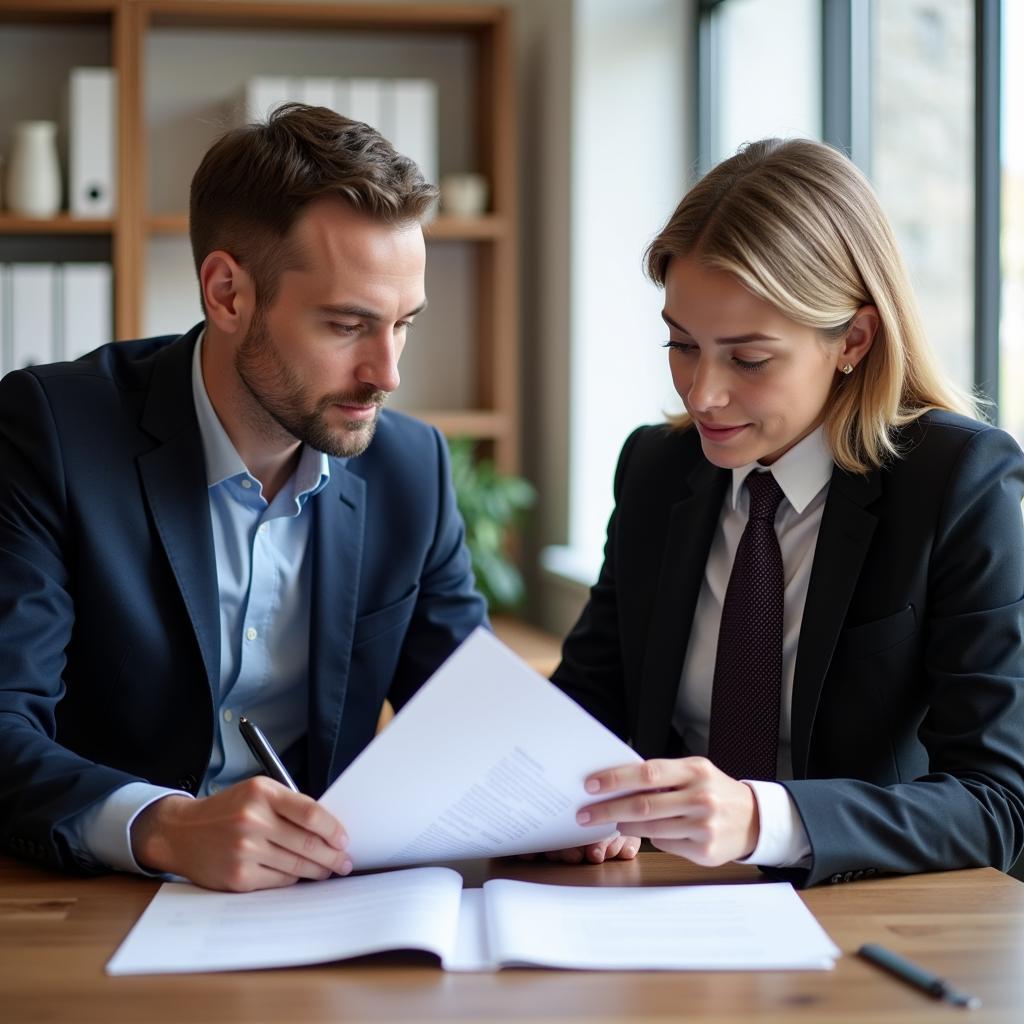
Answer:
[[448, 438, 536, 610]]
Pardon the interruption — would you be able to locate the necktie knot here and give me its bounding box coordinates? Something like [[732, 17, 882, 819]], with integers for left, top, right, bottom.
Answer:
[[745, 471, 784, 522]]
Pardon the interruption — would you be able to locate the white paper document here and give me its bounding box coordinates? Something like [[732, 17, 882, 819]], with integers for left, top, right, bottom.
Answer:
[[318, 628, 643, 870], [106, 867, 840, 975]]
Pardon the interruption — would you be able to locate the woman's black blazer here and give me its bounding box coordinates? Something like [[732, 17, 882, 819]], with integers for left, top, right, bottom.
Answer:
[[552, 410, 1024, 886]]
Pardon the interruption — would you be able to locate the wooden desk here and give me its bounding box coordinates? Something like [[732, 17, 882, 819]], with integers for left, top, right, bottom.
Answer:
[[3, 854, 1023, 1023], [492, 614, 564, 678]]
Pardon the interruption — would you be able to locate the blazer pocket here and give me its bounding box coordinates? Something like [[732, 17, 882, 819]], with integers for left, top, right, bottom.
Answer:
[[352, 586, 419, 647], [837, 604, 917, 658]]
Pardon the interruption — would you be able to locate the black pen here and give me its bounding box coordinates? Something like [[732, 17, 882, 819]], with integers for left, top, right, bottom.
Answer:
[[239, 716, 300, 792], [858, 943, 981, 1009]]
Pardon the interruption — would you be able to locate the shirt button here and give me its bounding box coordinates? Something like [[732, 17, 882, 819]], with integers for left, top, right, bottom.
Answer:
[[241, 479, 253, 489], [209, 783, 220, 794], [259, 522, 269, 534], [223, 709, 233, 723], [246, 627, 258, 641]]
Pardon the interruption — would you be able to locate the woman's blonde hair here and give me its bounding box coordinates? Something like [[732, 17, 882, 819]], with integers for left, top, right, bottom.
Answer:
[[645, 137, 979, 473]]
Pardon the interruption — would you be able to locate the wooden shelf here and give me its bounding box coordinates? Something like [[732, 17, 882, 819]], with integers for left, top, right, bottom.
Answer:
[[145, 1, 502, 32], [148, 212, 507, 241], [0, 213, 114, 234], [0, 0, 520, 473], [410, 409, 510, 440], [425, 214, 507, 240], [0, 1, 114, 26]]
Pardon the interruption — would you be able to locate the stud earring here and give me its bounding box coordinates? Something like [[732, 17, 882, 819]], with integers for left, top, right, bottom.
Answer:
[[841, 363, 854, 375]]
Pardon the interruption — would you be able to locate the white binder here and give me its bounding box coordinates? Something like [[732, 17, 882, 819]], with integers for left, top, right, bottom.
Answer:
[[298, 76, 336, 110], [346, 78, 394, 138], [11, 264, 57, 369], [61, 263, 112, 361], [68, 67, 117, 218], [392, 78, 439, 185], [244, 75, 291, 123], [332, 79, 352, 120]]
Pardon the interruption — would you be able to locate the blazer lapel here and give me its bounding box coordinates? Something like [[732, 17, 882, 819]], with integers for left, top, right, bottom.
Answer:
[[306, 464, 366, 792], [137, 329, 220, 700], [635, 457, 729, 757], [790, 466, 881, 776]]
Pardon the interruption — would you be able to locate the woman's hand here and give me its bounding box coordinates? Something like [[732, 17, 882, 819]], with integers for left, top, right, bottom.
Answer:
[[517, 833, 642, 864], [576, 757, 760, 866]]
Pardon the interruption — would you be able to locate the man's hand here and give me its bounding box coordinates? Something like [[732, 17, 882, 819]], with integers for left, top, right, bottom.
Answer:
[[517, 833, 641, 865], [131, 776, 351, 891], [576, 757, 760, 866]]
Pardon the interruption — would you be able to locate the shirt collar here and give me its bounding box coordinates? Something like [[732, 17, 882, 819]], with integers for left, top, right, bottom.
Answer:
[[729, 424, 833, 515], [191, 331, 331, 503]]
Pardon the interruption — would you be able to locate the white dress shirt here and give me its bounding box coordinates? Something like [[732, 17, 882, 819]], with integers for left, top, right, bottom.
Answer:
[[673, 425, 834, 866]]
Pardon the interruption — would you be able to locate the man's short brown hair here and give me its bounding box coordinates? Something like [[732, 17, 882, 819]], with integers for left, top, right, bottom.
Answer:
[[189, 102, 438, 311]]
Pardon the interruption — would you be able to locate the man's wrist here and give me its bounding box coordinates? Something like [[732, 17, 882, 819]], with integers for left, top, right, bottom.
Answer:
[[130, 794, 192, 874]]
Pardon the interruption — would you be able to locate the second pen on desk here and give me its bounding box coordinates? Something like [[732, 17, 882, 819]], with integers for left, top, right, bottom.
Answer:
[[858, 943, 981, 1009], [239, 716, 300, 792]]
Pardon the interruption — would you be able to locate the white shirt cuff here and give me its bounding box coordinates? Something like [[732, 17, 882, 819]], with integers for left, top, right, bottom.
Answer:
[[73, 782, 192, 875], [735, 780, 812, 867]]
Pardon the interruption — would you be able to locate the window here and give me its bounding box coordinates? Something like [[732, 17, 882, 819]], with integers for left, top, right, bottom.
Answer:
[[700, 0, 821, 169], [871, 0, 975, 393], [546, 0, 1018, 604], [1001, 0, 1024, 443]]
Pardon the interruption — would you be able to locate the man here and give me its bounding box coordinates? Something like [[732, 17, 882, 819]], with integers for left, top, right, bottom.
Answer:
[[0, 104, 487, 891]]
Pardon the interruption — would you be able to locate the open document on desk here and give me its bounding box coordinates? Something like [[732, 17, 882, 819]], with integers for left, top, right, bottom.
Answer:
[[106, 629, 840, 976], [317, 627, 643, 869], [107, 866, 840, 975]]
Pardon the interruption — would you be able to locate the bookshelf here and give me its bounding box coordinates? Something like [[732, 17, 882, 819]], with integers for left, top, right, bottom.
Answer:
[[0, 213, 114, 233], [0, 0, 520, 473]]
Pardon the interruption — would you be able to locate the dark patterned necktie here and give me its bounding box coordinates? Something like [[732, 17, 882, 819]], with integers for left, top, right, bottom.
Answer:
[[706, 470, 785, 781]]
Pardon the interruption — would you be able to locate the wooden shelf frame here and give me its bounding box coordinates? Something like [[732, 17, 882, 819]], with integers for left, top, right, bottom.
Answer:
[[0, 0, 520, 472], [0, 213, 114, 234], [147, 212, 510, 241], [0, 0, 114, 25], [412, 408, 510, 439], [144, 1, 504, 33]]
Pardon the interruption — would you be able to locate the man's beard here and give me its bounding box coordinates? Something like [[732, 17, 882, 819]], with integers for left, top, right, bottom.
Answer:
[[234, 310, 387, 458]]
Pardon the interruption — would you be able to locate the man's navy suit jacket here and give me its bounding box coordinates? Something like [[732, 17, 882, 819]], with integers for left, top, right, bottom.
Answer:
[[552, 414, 1024, 886], [0, 327, 487, 873]]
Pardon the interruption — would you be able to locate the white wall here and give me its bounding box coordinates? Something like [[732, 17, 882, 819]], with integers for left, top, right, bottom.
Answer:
[[541, 0, 692, 606]]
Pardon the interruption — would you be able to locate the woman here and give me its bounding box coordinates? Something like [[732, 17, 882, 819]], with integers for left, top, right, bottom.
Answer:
[[552, 138, 1024, 886]]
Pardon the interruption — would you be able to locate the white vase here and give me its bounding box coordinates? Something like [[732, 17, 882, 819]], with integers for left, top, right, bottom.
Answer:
[[6, 120, 62, 218]]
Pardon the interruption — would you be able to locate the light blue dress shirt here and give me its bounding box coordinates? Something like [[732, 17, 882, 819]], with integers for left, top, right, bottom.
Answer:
[[66, 332, 330, 872]]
